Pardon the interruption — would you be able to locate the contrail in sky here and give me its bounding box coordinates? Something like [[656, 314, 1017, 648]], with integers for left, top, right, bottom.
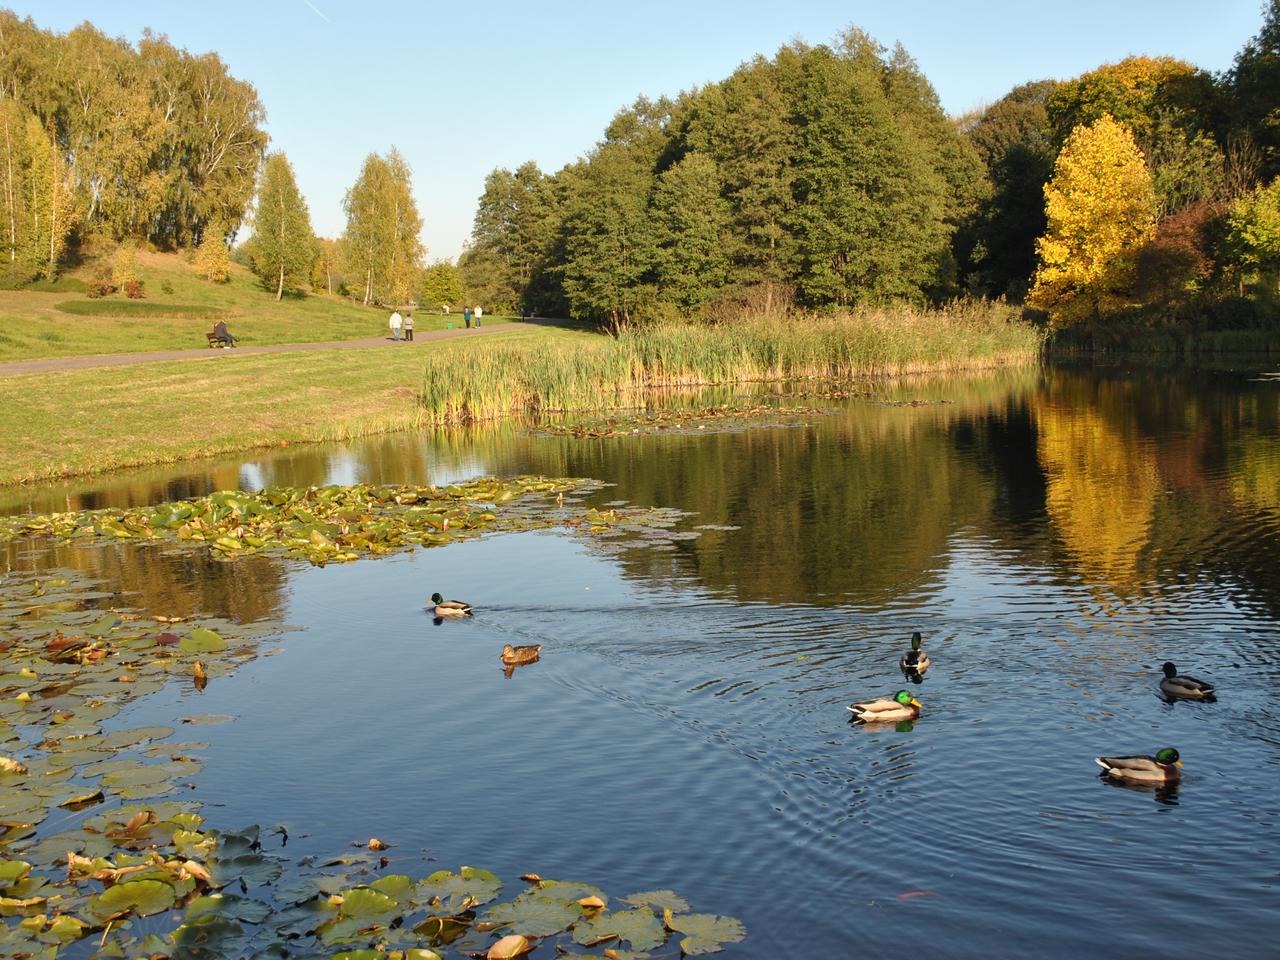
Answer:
[[301, 0, 331, 22]]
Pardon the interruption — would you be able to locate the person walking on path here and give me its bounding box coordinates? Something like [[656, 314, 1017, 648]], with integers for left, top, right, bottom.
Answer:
[[474, 305, 483, 328], [463, 307, 472, 329], [404, 312, 414, 341], [389, 309, 403, 341]]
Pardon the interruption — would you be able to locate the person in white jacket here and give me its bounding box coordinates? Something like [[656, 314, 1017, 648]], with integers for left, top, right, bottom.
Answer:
[[474, 305, 483, 327], [389, 309, 403, 341]]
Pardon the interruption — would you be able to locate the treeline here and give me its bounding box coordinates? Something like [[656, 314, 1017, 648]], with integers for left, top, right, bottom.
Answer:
[[0, 10, 427, 308], [462, 7, 1280, 332], [0, 10, 266, 281]]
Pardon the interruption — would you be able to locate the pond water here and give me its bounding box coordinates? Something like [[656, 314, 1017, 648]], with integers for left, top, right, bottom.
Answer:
[[5, 362, 1280, 957]]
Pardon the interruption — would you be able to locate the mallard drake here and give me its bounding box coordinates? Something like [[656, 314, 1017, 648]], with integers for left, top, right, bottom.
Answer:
[[1095, 748, 1182, 782], [899, 631, 931, 673], [847, 689, 922, 723], [1160, 662, 1214, 699], [500, 643, 542, 666], [429, 592, 472, 617]]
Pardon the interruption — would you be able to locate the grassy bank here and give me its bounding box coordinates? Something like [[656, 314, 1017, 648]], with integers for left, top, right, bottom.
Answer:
[[420, 301, 1043, 423], [0, 325, 592, 486], [0, 249, 510, 362]]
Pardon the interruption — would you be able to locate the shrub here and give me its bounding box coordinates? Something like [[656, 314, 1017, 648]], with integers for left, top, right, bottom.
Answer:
[[160, 279, 174, 295], [87, 268, 116, 299], [124, 279, 145, 299], [111, 243, 139, 287]]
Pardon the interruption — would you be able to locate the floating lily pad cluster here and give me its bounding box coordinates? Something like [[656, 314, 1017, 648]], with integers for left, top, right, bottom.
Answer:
[[537, 404, 823, 440], [0, 478, 694, 566], [0, 506, 743, 956]]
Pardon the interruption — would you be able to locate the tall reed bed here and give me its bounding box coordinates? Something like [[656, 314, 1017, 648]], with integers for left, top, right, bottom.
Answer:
[[420, 300, 1042, 424]]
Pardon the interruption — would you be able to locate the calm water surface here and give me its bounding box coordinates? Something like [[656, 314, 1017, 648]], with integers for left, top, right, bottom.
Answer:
[[6, 363, 1280, 956]]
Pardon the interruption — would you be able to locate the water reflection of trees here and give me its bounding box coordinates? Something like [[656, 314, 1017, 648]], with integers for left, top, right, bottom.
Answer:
[[3, 539, 286, 623], [8, 363, 1280, 619]]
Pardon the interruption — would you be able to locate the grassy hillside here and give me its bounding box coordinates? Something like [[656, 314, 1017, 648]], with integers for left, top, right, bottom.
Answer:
[[0, 249, 507, 362], [0, 324, 595, 486]]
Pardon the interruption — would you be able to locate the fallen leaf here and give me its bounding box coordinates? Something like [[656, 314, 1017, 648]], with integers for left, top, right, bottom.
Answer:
[[578, 895, 605, 909], [368, 838, 390, 851], [896, 890, 936, 900], [57, 790, 104, 809], [0, 756, 28, 775], [488, 934, 533, 959], [520, 873, 542, 884]]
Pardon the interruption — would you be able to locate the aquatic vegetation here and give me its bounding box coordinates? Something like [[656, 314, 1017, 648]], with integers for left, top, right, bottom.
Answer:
[[0, 565, 745, 956], [0, 477, 692, 566], [537, 402, 825, 439], [420, 306, 1043, 425]]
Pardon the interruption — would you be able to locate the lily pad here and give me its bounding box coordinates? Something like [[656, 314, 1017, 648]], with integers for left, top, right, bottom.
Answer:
[[417, 866, 501, 913], [181, 628, 228, 654], [485, 893, 582, 937], [337, 886, 400, 918], [86, 878, 177, 920], [665, 912, 746, 955], [623, 890, 689, 913], [574, 907, 666, 951]]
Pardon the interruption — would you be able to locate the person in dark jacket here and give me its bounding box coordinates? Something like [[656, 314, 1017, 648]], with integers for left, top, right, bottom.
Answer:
[[211, 319, 237, 346]]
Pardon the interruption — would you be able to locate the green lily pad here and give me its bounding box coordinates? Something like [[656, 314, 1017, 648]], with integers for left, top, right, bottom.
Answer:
[[574, 907, 666, 951], [623, 889, 689, 912], [86, 878, 177, 920], [181, 628, 228, 653], [485, 893, 583, 937], [416, 866, 501, 913], [0, 860, 32, 886], [666, 913, 746, 955], [186, 893, 273, 923], [338, 886, 399, 918], [368, 873, 415, 901]]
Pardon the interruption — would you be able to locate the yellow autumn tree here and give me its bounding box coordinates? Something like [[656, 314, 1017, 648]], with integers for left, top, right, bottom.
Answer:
[[1029, 114, 1157, 329]]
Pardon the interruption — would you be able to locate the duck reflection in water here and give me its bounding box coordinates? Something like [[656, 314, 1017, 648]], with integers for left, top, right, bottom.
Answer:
[[1098, 773, 1181, 806]]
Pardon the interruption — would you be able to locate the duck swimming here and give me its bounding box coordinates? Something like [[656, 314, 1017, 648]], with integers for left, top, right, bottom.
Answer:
[[1160, 662, 1214, 699], [429, 592, 472, 618], [500, 643, 542, 666], [1095, 748, 1182, 783], [847, 689, 922, 723], [899, 631, 931, 673]]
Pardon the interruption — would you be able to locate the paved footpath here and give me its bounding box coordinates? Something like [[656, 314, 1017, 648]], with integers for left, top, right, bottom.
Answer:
[[0, 322, 523, 378]]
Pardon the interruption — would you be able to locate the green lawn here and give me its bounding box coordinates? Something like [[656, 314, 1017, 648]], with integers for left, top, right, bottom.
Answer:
[[0, 251, 511, 361], [0, 324, 601, 486]]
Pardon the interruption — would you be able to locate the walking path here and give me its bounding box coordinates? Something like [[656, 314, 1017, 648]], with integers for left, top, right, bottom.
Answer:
[[0, 322, 525, 378]]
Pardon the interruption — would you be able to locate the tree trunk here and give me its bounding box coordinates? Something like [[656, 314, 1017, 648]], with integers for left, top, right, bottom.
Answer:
[[363, 266, 372, 306], [276, 263, 284, 301], [3, 119, 14, 263], [326, 264, 332, 295]]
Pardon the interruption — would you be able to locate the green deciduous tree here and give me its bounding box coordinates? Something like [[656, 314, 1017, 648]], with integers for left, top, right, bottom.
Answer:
[[1229, 1, 1280, 179], [1030, 115, 1158, 328], [194, 222, 230, 282], [248, 152, 315, 300], [1227, 175, 1280, 288], [419, 260, 464, 310], [649, 152, 730, 309], [340, 149, 424, 306]]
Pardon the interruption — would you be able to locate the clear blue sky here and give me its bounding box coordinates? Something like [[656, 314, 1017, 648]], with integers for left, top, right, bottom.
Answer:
[[12, 1, 1267, 261]]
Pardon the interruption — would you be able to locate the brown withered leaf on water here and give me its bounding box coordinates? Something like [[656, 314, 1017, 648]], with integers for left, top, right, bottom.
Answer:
[[488, 934, 533, 959], [57, 790, 104, 809], [0, 756, 28, 775], [368, 837, 390, 851], [152, 615, 189, 623], [519, 873, 542, 884]]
